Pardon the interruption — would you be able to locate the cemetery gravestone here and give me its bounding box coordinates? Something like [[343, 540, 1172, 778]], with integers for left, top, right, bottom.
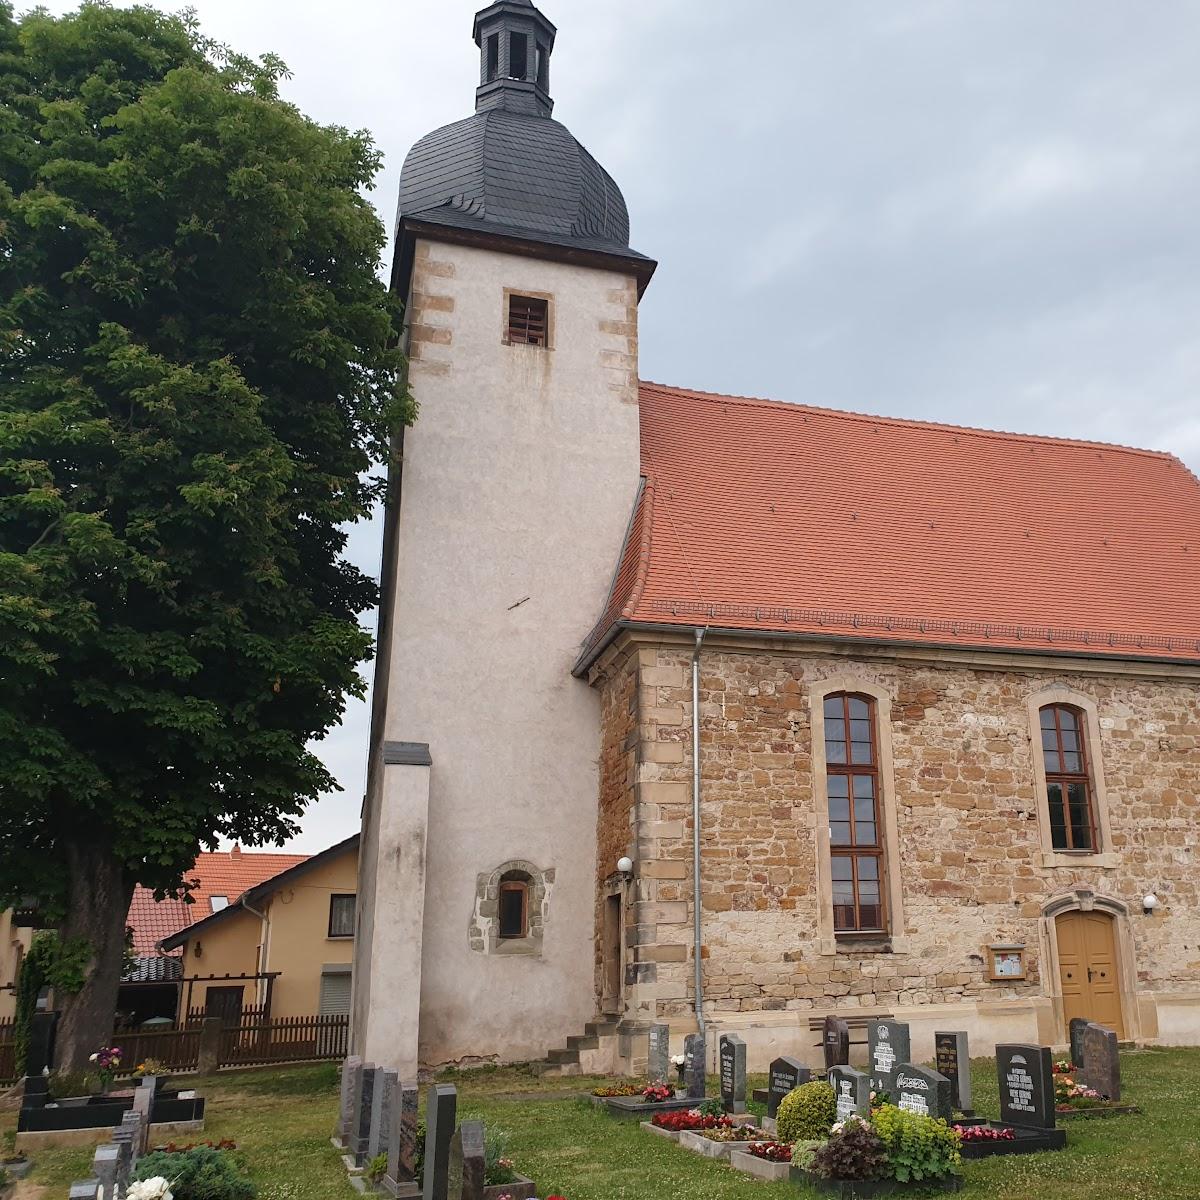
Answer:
[[91, 1144, 119, 1198], [767, 1056, 810, 1120], [647, 1023, 670, 1084], [459, 1120, 486, 1200], [385, 1082, 421, 1197], [893, 1063, 953, 1122], [867, 1019, 911, 1097], [1082, 1022, 1121, 1101], [132, 1086, 155, 1154], [446, 1127, 463, 1200], [996, 1044, 1056, 1129], [1069, 1017, 1089, 1068], [338, 1055, 363, 1143], [719, 1034, 747, 1114], [354, 1066, 378, 1168], [823, 1015, 850, 1071], [934, 1031, 972, 1114], [26, 1011, 58, 1076], [684, 1031, 706, 1099], [421, 1084, 458, 1200], [369, 1069, 398, 1165], [827, 1066, 871, 1122], [68, 1185, 100, 1200]]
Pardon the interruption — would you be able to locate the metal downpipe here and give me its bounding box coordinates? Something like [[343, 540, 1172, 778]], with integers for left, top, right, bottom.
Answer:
[[691, 627, 706, 1034]]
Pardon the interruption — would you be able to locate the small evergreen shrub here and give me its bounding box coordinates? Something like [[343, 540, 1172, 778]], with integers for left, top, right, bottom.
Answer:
[[871, 1104, 962, 1182], [775, 1080, 837, 1142], [134, 1146, 255, 1200], [809, 1116, 888, 1182]]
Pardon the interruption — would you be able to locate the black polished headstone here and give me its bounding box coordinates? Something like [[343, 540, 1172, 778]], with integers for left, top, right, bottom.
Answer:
[[421, 1084, 457, 1200], [934, 1031, 972, 1113], [684, 1031, 706, 1099], [867, 1019, 910, 1097], [1082, 1022, 1121, 1101], [26, 1011, 58, 1076], [827, 1065, 871, 1122], [823, 1016, 850, 1072], [893, 1062, 953, 1122], [997, 1044, 1055, 1130], [1069, 1018, 1089, 1067], [767, 1056, 810, 1120], [719, 1033, 747, 1114], [353, 1065, 378, 1167]]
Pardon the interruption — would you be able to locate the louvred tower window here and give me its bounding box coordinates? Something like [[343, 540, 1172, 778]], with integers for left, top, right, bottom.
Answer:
[[506, 294, 549, 346]]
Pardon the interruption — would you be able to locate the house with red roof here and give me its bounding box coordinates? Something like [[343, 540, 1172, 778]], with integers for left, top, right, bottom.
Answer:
[[352, 0, 1200, 1078]]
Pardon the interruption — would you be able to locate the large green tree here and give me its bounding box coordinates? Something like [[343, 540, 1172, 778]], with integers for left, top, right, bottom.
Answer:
[[0, 2, 409, 1068]]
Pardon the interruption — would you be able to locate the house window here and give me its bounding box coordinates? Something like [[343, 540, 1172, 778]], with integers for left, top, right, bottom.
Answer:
[[319, 969, 352, 1016], [824, 693, 886, 933], [506, 295, 548, 346], [328, 894, 356, 939], [1039, 705, 1097, 851], [209, 895, 229, 913], [498, 878, 529, 940]]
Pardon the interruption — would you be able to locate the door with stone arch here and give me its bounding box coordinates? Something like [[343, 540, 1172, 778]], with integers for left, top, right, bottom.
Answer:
[[1056, 910, 1125, 1037]]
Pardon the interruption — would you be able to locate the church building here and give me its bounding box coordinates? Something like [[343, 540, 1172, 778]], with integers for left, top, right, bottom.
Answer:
[[351, 0, 1200, 1077]]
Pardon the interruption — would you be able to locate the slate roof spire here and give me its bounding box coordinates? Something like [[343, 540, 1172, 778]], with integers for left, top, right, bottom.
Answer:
[[473, 0, 557, 118]]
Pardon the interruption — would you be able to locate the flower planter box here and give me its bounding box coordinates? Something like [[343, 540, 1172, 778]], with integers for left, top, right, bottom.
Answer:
[[601, 1095, 713, 1118], [954, 1122, 1067, 1158], [640, 1121, 681, 1143], [795, 1172, 962, 1197], [677, 1130, 766, 1160], [729, 1150, 795, 1183], [1056, 1105, 1141, 1120], [482, 1176, 536, 1200]]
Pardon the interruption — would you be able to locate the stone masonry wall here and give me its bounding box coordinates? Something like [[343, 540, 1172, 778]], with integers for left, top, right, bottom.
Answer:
[[603, 641, 1200, 1022]]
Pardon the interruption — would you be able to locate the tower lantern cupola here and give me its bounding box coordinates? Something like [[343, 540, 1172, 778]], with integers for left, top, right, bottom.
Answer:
[[473, 0, 556, 117]]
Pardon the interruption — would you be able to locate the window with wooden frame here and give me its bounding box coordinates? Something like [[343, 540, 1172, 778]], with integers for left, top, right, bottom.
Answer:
[[506, 294, 549, 346], [824, 693, 886, 933], [1039, 705, 1098, 851], [327, 893, 356, 939], [497, 877, 529, 940]]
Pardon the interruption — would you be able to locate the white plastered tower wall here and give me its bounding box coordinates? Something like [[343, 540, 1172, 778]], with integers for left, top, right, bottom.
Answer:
[[352, 236, 643, 1072]]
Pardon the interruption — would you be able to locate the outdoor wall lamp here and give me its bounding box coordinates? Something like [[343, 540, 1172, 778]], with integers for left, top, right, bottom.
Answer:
[[616, 856, 634, 882], [1143, 893, 1160, 916]]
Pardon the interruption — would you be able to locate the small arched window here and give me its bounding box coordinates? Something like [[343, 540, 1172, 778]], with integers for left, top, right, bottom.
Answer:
[[1039, 705, 1097, 851], [824, 693, 885, 932], [497, 873, 530, 940]]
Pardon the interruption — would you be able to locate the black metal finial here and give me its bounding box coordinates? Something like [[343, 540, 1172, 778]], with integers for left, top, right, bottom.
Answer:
[[473, 1, 557, 117]]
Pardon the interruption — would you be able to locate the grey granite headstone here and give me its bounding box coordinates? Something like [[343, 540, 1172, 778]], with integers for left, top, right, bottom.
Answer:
[[719, 1033, 747, 1114], [828, 1065, 871, 1122], [68, 1184, 100, 1200], [111, 1127, 135, 1194], [684, 1031, 706, 1099], [1069, 1017, 1089, 1067], [446, 1127, 463, 1200], [125, 1102, 149, 1156], [1082, 1022, 1121, 1101], [459, 1120, 486, 1200], [647, 1023, 670, 1084], [385, 1081, 420, 1195], [421, 1084, 457, 1200], [353, 1065, 378, 1167], [867, 1019, 911, 1097], [92, 1144, 119, 1198], [338, 1055, 363, 1143], [767, 1056, 810, 1119], [997, 1044, 1055, 1130], [934, 1031, 972, 1113], [823, 1015, 850, 1071], [369, 1069, 397, 1165], [893, 1062, 953, 1122]]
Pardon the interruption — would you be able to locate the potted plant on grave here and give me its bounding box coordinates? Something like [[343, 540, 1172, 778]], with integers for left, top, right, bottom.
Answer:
[[871, 1105, 962, 1190], [805, 1116, 891, 1198], [671, 1054, 686, 1096], [135, 1058, 172, 1090], [88, 1045, 124, 1094]]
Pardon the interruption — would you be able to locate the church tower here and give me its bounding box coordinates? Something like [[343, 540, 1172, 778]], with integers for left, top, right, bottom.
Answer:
[[352, 1, 655, 1074]]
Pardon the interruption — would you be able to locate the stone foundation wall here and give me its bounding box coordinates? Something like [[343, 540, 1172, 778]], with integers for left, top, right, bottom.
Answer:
[[593, 636, 1200, 1041]]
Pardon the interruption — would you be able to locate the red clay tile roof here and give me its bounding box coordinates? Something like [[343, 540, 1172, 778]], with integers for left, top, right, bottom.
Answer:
[[580, 382, 1200, 666], [126, 847, 309, 956]]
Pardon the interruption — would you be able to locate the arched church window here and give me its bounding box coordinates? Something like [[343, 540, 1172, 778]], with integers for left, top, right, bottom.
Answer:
[[824, 692, 886, 933], [498, 874, 530, 940], [1038, 704, 1098, 851]]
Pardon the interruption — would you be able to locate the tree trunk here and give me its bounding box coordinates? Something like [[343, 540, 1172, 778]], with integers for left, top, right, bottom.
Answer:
[[54, 843, 134, 1073]]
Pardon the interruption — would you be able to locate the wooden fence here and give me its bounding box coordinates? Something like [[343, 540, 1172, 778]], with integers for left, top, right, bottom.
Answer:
[[0, 1013, 346, 1084]]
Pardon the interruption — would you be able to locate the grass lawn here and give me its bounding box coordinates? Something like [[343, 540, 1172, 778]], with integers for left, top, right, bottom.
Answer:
[[6, 1047, 1200, 1199]]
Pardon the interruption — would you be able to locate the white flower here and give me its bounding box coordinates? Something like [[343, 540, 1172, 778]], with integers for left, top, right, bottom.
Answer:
[[89, 1053, 99, 1063], [126, 1177, 174, 1200], [670, 1054, 686, 1066]]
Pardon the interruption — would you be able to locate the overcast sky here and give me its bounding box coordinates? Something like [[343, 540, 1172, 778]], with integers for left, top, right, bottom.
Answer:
[[35, 1, 1200, 850]]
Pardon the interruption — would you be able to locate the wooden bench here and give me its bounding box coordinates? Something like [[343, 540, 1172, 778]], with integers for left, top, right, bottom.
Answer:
[[807, 1012, 894, 1051]]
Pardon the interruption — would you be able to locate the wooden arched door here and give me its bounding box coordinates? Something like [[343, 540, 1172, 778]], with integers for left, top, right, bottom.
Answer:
[[1056, 910, 1125, 1038]]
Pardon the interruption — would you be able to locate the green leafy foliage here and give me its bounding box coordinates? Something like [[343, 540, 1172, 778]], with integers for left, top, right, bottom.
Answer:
[[13, 931, 88, 1071], [697, 1098, 724, 1118], [365, 1154, 388, 1185], [135, 1145, 256, 1200], [0, 0, 408, 1055], [808, 1116, 888, 1182], [775, 1079, 837, 1142], [871, 1104, 963, 1182]]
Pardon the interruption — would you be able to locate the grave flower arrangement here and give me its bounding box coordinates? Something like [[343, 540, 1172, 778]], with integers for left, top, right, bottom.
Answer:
[[651, 1109, 732, 1133], [641, 1082, 673, 1103], [696, 1123, 766, 1143], [1053, 1060, 1074, 1075], [808, 1116, 889, 1183], [954, 1125, 1015, 1142], [591, 1082, 642, 1097], [88, 1045, 123, 1090], [746, 1141, 792, 1162], [1054, 1074, 1106, 1109]]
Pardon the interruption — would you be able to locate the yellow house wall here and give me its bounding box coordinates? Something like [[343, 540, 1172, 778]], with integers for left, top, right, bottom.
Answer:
[[177, 906, 264, 1014], [263, 847, 357, 1017], [0, 911, 32, 1022]]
